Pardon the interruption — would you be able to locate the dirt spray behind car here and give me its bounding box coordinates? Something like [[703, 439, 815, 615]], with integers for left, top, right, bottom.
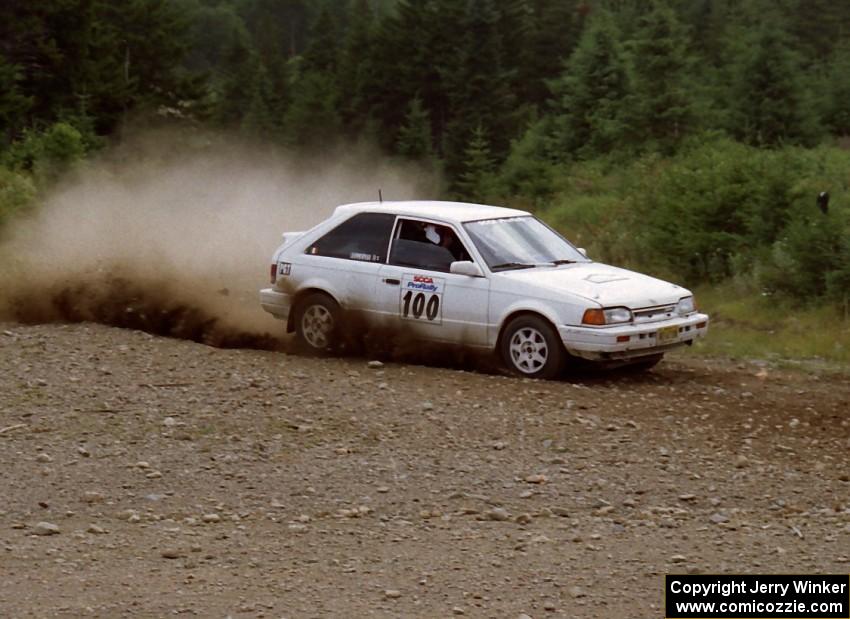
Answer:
[[0, 130, 437, 348]]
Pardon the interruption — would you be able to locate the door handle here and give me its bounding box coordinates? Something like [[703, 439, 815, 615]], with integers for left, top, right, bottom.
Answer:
[[383, 278, 400, 286]]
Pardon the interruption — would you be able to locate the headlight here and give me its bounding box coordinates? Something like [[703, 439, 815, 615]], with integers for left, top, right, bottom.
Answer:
[[582, 307, 633, 325], [604, 307, 633, 324], [677, 296, 696, 315]]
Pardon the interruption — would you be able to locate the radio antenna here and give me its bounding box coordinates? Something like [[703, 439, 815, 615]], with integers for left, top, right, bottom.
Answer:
[[378, 188, 383, 203]]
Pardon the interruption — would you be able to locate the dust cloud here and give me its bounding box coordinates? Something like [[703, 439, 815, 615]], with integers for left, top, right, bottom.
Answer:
[[0, 129, 439, 348]]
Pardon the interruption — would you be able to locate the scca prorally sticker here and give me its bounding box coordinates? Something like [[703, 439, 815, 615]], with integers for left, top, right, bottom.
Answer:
[[400, 274, 444, 324], [277, 261, 292, 276]]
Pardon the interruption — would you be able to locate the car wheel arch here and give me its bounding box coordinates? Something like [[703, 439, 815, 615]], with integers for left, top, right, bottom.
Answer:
[[287, 287, 341, 333], [496, 309, 562, 352]]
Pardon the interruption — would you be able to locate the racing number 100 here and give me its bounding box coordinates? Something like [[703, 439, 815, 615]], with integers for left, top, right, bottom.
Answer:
[[402, 290, 440, 321]]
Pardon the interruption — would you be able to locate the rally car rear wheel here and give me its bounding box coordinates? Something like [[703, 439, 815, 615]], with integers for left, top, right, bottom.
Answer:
[[295, 293, 339, 353], [500, 315, 565, 380]]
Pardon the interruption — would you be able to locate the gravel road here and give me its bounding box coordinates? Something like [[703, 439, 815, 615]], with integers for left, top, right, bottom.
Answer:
[[1, 322, 848, 618]]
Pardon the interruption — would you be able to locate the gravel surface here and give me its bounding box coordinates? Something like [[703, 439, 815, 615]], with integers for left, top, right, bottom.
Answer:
[[1, 322, 849, 618]]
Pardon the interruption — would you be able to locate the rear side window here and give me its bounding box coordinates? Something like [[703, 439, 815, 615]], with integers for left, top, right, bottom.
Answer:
[[306, 213, 396, 263]]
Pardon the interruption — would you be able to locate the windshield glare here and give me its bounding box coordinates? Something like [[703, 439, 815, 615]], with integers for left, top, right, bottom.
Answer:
[[464, 216, 589, 271]]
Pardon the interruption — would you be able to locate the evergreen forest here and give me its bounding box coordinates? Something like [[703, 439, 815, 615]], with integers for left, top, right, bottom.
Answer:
[[2, 0, 850, 310]]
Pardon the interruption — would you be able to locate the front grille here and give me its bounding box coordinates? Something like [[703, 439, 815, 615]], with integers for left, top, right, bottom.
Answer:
[[633, 304, 677, 324]]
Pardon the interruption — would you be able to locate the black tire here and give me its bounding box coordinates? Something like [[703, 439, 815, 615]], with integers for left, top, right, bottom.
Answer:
[[293, 292, 340, 354], [500, 314, 565, 380], [626, 353, 664, 372]]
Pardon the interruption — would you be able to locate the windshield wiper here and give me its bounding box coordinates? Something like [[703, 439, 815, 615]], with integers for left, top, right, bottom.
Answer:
[[491, 262, 538, 271], [549, 259, 577, 265]]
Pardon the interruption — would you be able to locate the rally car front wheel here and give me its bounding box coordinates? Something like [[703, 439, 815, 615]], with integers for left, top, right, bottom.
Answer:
[[500, 315, 565, 380]]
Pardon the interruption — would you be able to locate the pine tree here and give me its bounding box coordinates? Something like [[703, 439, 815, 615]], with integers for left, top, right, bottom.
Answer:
[[821, 43, 850, 137], [498, 0, 536, 102], [0, 1, 102, 130], [237, 0, 309, 60], [300, 5, 339, 75], [523, 0, 585, 106], [214, 32, 258, 126], [730, 26, 820, 147], [786, 0, 850, 64], [97, 0, 197, 115], [442, 0, 516, 178], [396, 97, 433, 159], [241, 60, 279, 138], [234, 0, 305, 117], [498, 119, 556, 199], [626, 0, 695, 152], [283, 70, 341, 147], [675, 0, 739, 63], [361, 0, 465, 152], [0, 59, 33, 145], [546, 10, 630, 160], [338, 0, 376, 131], [277, 3, 344, 145], [455, 125, 496, 202]]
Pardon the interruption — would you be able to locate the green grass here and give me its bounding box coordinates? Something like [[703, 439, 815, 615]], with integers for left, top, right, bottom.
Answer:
[[683, 283, 850, 365]]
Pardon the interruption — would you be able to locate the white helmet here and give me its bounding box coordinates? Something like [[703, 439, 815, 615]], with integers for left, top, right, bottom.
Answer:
[[424, 224, 441, 244]]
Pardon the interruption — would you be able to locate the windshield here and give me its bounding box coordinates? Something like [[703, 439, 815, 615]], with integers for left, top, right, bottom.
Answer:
[[464, 216, 590, 271]]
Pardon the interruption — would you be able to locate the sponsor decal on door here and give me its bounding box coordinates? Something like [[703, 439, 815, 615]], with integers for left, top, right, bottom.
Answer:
[[399, 274, 444, 324]]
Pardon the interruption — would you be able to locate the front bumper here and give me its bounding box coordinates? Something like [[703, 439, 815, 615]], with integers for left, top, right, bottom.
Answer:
[[558, 312, 709, 361], [259, 288, 292, 321]]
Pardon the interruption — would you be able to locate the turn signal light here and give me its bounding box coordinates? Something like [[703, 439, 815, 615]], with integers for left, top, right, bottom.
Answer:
[[582, 309, 606, 325]]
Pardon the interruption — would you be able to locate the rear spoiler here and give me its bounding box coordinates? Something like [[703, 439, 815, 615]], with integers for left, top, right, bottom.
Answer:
[[281, 231, 305, 245]]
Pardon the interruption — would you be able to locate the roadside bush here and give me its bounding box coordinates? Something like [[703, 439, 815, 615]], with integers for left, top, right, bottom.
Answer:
[[529, 135, 849, 304], [752, 146, 850, 302], [636, 136, 850, 294], [495, 120, 557, 203], [826, 248, 850, 309], [0, 121, 94, 232], [760, 215, 844, 299], [536, 157, 651, 270], [0, 166, 36, 227], [638, 137, 786, 282], [2, 122, 86, 184]]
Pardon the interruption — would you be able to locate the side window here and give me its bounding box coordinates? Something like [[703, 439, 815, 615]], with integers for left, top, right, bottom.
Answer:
[[306, 213, 396, 263], [389, 219, 472, 272]]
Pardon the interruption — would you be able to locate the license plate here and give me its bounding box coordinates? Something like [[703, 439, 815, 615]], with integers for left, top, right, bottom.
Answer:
[[657, 326, 679, 343]]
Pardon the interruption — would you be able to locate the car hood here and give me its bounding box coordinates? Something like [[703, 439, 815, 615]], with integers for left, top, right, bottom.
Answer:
[[498, 262, 688, 308]]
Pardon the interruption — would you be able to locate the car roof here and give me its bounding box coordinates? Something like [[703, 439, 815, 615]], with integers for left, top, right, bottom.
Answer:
[[333, 200, 529, 224]]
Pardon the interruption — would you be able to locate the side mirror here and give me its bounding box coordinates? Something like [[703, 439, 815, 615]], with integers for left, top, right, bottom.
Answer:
[[450, 260, 484, 277], [577, 247, 588, 258]]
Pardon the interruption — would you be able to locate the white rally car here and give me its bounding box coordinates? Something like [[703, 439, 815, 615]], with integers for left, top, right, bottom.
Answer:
[[260, 201, 708, 378]]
